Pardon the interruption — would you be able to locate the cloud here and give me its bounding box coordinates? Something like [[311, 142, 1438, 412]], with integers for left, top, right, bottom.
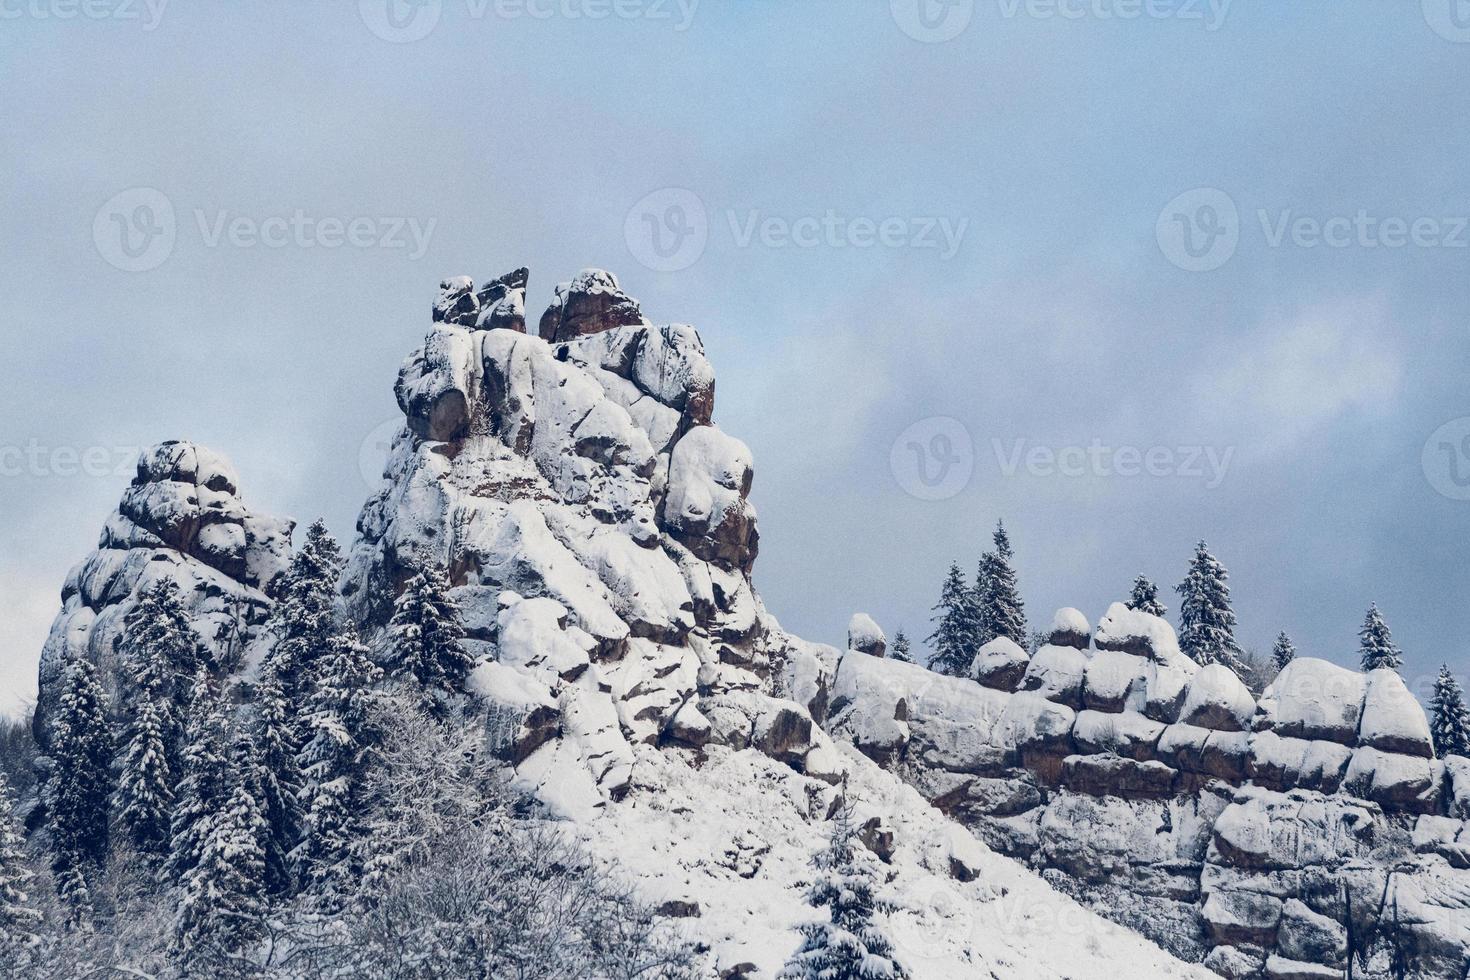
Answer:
[[1192, 294, 1402, 455]]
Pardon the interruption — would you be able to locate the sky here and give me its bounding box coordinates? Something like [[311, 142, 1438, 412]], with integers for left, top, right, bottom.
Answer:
[[3, 0, 1470, 717]]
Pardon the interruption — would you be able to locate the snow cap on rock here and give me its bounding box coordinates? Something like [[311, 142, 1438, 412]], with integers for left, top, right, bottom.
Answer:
[[848, 613, 886, 657], [1047, 607, 1091, 649], [539, 268, 647, 343]]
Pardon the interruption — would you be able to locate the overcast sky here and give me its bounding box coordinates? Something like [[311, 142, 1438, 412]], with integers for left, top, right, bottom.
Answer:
[[4, 1, 1469, 717]]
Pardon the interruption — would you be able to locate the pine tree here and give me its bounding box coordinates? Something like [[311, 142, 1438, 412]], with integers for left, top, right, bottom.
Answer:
[[168, 673, 232, 881], [175, 755, 267, 963], [387, 566, 474, 703], [264, 520, 345, 703], [1126, 575, 1167, 618], [1175, 541, 1245, 673], [123, 578, 203, 786], [1358, 604, 1403, 673], [1271, 632, 1296, 671], [778, 790, 909, 980], [294, 627, 382, 900], [253, 675, 302, 895], [890, 630, 912, 663], [927, 563, 980, 676], [0, 770, 42, 956], [976, 521, 1027, 648], [1430, 665, 1470, 760], [114, 692, 174, 855], [46, 656, 113, 915]]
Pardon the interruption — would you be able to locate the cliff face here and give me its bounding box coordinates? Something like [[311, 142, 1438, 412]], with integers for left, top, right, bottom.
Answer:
[[813, 605, 1470, 979]]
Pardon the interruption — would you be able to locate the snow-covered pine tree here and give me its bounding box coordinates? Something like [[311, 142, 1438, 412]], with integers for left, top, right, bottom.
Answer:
[[264, 519, 345, 704], [386, 565, 474, 705], [1175, 541, 1245, 673], [46, 656, 113, 915], [927, 563, 979, 676], [1126, 575, 1167, 618], [123, 578, 201, 708], [1430, 665, 1470, 760], [1358, 604, 1403, 673], [976, 521, 1027, 648], [1271, 632, 1296, 671], [252, 674, 302, 895], [778, 790, 909, 980], [114, 692, 174, 856], [0, 770, 42, 956], [294, 626, 383, 901], [890, 629, 912, 663], [167, 672, 232, 880], [174, 754, 267, 964]]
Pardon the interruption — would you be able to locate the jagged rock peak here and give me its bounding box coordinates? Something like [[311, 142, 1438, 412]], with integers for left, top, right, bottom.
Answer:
[[432, 268, 529, 333], [538, 268, 647, 343], [37, 440, 292, 737]]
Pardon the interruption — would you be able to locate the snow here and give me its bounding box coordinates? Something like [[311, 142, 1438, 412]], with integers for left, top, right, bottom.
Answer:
[[1093, 602, 1193, 669], [1019, 643, 1088, 705], [1048, 606, 1091, 647], [970, 636, 1029, 687], [572, 742, 1213, 979]]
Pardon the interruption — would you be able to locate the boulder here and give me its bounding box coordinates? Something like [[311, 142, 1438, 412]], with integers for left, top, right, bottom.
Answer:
[[1061, 755, 1178, 799], [1046, 607, 1091, 649], [1357, 668, 1435, 758], [538, 268, 646, 343], [971, 636, 1029, 692], [1276, 898, 1345, 967], [474, 267, 528, 332], [662, 426, 758, 575], [1255, 658, 1364, 746], [1019, 643, 1088, 708], [1201, 888, 1283, 945], [1179, 664, 1256, 732], [432, 275, 478, 325], [847, 613, 886, 658]]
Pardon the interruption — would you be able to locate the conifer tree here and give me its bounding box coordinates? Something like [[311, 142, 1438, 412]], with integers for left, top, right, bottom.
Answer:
[[1430, 665, 1470, 760], [387, 566, 474, 702], [123, 578, 201, 707], [1271, 632, 1296, 671], [114, 692, 174, 855], [294, 627, 382, 899], [0, 770, 42, 956], [778, 790, 909, 980], [1358, 604, 1403, 673], [168, 673, 231, 881], [1175, 541, 1245, 673], [927, 563, 980, 676], [890, 629, 912, 663], [253, 675, 302, 895], [46, 656, 113, 915], [976, 521, 1027, 648], [175, 754, 267, 963], [264, 520, 345, 703], [1126, 575, 1167, 618]]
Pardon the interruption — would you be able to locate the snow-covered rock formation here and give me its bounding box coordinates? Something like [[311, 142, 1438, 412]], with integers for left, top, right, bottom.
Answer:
[[819, 604, 1470, 979], [35, 441, 292, 737]]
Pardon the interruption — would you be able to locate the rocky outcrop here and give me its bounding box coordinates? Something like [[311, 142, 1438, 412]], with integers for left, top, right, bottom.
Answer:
[[816, 605, 1470, 979], [36, 441, 292, 737]]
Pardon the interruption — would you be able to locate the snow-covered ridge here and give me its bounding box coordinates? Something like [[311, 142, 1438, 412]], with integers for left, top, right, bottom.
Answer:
[[818, 604, 1470, 978]]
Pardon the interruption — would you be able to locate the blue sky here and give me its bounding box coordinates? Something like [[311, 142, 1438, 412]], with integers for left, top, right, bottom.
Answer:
[[3, 1, 1469, 714]]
